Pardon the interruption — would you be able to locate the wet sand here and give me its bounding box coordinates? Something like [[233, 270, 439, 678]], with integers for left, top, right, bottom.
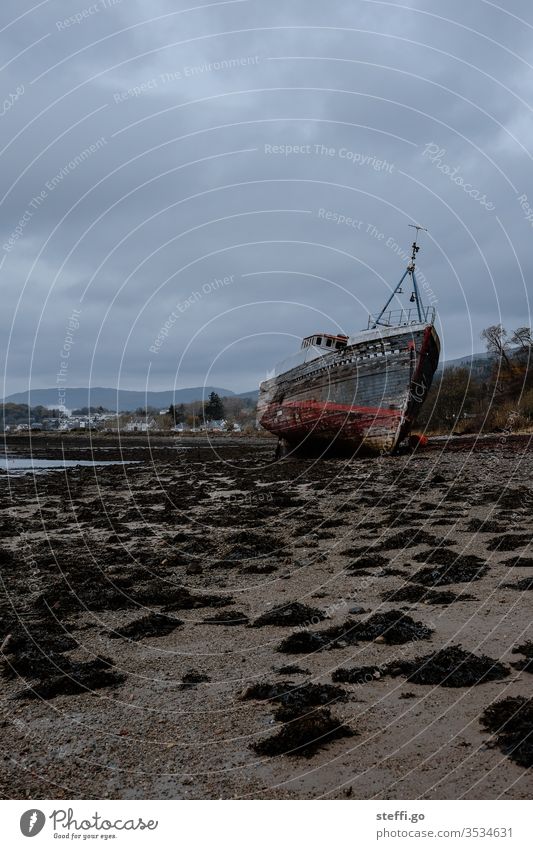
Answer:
[[0, 432, 532, 800]]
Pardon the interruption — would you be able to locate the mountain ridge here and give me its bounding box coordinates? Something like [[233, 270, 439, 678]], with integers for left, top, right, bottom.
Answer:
[[2, 351, 498, 411], [1, 386, 255, 412]]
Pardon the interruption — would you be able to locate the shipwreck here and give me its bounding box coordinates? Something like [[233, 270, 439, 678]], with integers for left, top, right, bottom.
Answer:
[[257, 226, 440, 455]]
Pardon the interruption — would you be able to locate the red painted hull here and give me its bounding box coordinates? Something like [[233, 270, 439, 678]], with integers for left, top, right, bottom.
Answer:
[[260, 400, 401, 448], [258, 324, 440, 453]]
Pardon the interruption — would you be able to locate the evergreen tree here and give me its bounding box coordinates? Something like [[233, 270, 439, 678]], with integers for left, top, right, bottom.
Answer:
[[204, 392, 225, 421], [168, 403, 186, 425]]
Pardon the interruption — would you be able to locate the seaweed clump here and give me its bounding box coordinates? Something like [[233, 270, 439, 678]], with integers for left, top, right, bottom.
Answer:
[[203, 610, 249, 626], [511, 641, 533, 673], [253, 708, 354, 757], [15, 655, 125, 700], [376, 530, 440, 550], [332, 666, 382, 684], [2, 623, 125, 701], [277, 631, 331, 654], [352, 611, 433, 645], [387, 646, 510, 687], [409, 562, 488, 586], [503, 577, 533, 592], [277, 611, 431, 654], [346, 554, 389, 571], [384, 584, 473, 606], [108, 612, 182, 641], [179, 670, 210, 689], [252, 602, 325, 628], [480, 697, 533, 768], [242, 680, 347, 721], [486, 534, 531, 552]]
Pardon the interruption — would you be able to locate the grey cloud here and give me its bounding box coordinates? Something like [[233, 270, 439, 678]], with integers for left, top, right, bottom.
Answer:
[[1, 0, 532, 396]]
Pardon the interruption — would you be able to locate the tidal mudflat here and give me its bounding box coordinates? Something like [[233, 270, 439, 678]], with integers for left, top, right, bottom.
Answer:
[[1, 433, 531, 799]]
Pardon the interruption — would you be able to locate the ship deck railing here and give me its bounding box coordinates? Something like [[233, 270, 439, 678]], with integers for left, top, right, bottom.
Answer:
[[367, 306, 436, 329]]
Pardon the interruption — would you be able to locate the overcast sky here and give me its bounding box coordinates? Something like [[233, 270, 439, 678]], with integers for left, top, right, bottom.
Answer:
[[1, 0, 532, 397]]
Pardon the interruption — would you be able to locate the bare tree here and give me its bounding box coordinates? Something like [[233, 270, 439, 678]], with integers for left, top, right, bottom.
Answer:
[[481, 324, 511, 369], [511, 326, 532, 351]]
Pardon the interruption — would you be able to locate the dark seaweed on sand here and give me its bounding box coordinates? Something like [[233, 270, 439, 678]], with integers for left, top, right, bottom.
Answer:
[[242, 680, 348, 721], [203, 610, 249, 625], [1, 619, 125, 701], [252, 602, 325, 628], [384, 583, 473, 605], [486, 534, 531, 552], [409, 562, 488, 586], [107, 612, 183, 641], [34, 575, 234, 615], [278, 611, 431, 653], [161, 587, 234, 611], [500, 556, 533, 568], [351, 610, 433, 644], [346, 554, 389, 571], [377, 530, 440, 550], [277, 630, 331, 654], [387, 646, 510, 687], [15, 655, 125, 700], [503, 577, 533, 591], [252, 708, 354, 757], [180, 670, 210, 689], [2, 629, 78, 680], [511, 641, 533, 672], [466, 518, 508, 533], [512, 641, 533, 657], [320, 518, 348, 529], [241, 563, 278, 574], [275, 665, 310, 675], [412, 549, 485, 567], [332, 666, 382, 684]]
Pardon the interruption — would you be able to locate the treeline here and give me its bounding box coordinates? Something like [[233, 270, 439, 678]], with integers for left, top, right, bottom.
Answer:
[[166, 392, 257, 430], [419, 325, 533, 433], [0, 392, 258, 431], [71, 406, 112, 416], [0, 403, 62, 428], [0, 403, 115, 427]]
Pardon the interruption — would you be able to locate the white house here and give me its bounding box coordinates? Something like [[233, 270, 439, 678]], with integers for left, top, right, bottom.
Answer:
[[125, 418, 157, 432]]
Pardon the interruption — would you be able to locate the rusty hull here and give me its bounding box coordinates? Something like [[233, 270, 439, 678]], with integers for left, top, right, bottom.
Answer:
[[258, 324, 440, 453]]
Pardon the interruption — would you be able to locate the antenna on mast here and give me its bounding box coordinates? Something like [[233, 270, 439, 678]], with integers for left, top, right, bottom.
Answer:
[[407, 224, 427, 273]]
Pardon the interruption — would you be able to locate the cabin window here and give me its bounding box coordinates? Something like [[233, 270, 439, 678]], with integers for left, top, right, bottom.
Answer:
[[316, 336, 322, 345], [326, 338, 332, 347]]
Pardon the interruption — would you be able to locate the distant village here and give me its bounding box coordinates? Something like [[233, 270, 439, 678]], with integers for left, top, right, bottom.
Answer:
[[1, 392, 258, 435]]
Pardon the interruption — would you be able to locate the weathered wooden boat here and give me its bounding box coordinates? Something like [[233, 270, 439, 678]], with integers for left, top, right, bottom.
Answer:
[[257, 227, 440, 455]]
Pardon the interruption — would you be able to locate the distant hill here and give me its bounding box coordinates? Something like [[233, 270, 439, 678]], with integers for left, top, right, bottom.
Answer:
[[5, 356, 503, 410], [439, 351, 493, 368], [236, 389, 259, 401], [438, 350, 509, 380], [1, 386, 244, 412]]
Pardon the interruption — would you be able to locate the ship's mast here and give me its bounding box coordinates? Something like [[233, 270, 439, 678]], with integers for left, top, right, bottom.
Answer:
[[372, 224, 427, 327]]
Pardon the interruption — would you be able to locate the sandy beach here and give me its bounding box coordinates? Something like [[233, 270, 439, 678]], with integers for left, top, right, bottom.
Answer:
[[0, 433, 531, 800]]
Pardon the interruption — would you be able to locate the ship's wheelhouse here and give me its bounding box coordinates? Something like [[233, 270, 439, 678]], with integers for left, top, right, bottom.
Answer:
[[301, 333, 348, 351]]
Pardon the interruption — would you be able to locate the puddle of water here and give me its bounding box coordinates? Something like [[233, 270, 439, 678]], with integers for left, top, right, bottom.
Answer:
[[0, 457, 138, 476], [87, 445, 192, 451]]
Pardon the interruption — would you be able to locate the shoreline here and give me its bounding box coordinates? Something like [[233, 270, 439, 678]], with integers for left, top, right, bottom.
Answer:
[[0, 435, 531, 799]]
